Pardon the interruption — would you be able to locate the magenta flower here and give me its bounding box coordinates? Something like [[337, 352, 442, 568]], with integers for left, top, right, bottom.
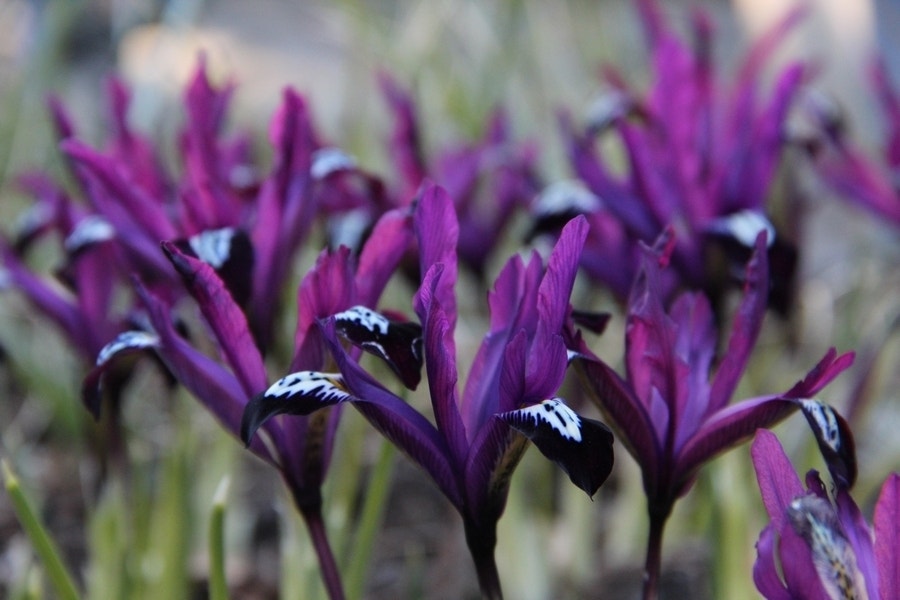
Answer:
[[85, 204, 414, 600], [806, 58, 900, 228], [380, 74, 542, 277], [751, 427, 899, 599], [3, 57, 400, 424], [241, 183, 614, 599], [546, 0, 804, 311], [574, 232, 853, 599]]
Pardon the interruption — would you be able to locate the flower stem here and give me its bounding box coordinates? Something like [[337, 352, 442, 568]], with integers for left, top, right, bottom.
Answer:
[[642, 502, 672, 600], [300, 505, 346, 600], [464, 518, 503, 600]]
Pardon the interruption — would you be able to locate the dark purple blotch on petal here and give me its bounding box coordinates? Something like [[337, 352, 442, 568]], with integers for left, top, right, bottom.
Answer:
[[499, 398, 614, 498], [332, 305, 423, 389], [798, 399, 857, 490], [171, 228, 254, 307]]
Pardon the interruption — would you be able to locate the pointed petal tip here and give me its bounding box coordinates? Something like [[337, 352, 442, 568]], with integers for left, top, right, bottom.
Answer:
[[240, 371, 353, 448], [798, 399, 857, 490], [239, 393, 264, 447], [499, 398, 615, 498]]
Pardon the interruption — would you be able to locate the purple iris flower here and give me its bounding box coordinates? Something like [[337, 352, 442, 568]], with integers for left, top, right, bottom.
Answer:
[[543, 0, 804, 312], [3, 57, 396, 421], [241, 183, 614, 599], [573, 232, 853, 599], [380, 73, 542, 277], [86, 202, 415, 600], [804, 59, 900, 228], [751, 427, 899, 599], [57, 61, 328, 351]]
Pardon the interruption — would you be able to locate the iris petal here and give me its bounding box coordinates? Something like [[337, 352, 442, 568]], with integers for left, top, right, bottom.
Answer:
[[240, 371, 353, 446], [499, 398, 614, 498], [332, 306, 423, 389], [799, 399, 857, 490]]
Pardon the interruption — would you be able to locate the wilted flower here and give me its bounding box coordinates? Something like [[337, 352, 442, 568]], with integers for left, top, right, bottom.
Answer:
[[542, 0, 804, 311], [751, 425, 899, 599], [573, 232, 853, 599], [241, 183, 614, 599]]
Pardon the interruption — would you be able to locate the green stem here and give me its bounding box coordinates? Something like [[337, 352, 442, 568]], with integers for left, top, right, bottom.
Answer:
[[208, 475, 230, 600], [344, 439, 396, 600], [2, 460, 81, 600]]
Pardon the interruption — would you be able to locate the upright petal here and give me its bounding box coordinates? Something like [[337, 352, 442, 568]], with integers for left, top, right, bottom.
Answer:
[[874, 474, 900, 599], [161, 241, 268, 396], [575, 356, 661, 494], [291, 248, 357, 372], [322, 319, 463, 509], [533, 216, 588, 342], [750, 429, 804, 530], [752, 526, 792, 600], [379, 72, 427, 200], [709, 233, 769, 412], [413, 185, 468, 458], [355, 206, 414, 306]]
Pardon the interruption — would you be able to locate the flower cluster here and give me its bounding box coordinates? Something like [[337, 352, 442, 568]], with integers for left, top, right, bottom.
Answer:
[[537, 0, 804, 313], [2, 0, 898, 599]]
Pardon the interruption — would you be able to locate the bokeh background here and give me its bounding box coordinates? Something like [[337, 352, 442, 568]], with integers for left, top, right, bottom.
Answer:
[[2, 1, 900, 598]]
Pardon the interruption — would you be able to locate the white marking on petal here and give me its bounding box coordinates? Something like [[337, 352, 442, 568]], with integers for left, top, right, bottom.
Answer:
[[189, 228, 236, 269], [64, 216, 115, 252], [788, 495, 867, 600], [334, 306, 390, 335], [328, 208, 370, 251], [533, 180, 602, 218], [0, 266, 11, 290], [585, 90, 632, 130], [710, 210, 776, 248], [15, 204, 53, 238], [517, 398, 583, 442], [96, 331, 159, 366], [311, 147, 357, 180], [801, 399, 841, 453], [263, 371, 351, 403], [229, 164, 258, 189]]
